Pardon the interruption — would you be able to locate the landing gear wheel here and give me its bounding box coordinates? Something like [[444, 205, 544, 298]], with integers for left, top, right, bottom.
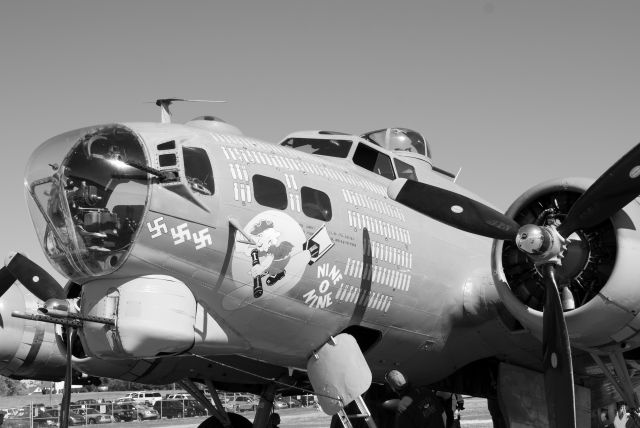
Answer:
[[197, 412, 252, 428]]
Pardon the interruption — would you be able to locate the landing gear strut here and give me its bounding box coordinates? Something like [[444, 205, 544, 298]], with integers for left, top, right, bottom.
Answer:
[[180, 379, 252, 428]]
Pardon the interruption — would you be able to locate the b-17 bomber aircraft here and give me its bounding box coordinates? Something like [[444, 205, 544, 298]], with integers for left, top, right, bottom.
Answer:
[[2, 99, 640, 428]]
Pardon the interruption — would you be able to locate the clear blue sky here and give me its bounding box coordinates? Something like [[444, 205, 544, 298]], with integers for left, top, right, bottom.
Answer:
[[1, 1, 639, 275]]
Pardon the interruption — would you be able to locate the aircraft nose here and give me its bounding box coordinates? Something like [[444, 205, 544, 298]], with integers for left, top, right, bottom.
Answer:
[[25, 124, 151, 280]]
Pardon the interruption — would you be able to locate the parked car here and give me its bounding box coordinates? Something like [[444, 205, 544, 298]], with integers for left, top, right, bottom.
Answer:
[[120, 392, 163, 406], [154, 400, 207, 418], [33, 411, 59, 428], [287, 398, 302, 408], [164, 393, 191, 400], [76, 407, 114, 424], [153, 400, 186, 419], [75, 399, 98, 406], [46, 408, 85, 426], [116, 403, 158, 421], [2, 407, 38, 428], [273, 399, 289, 409], [111, 404, 136, 422], [223, 395, 258, 413], [2, 414, 30, 428], [184, 400, 208, 417], [34, 411, 59, 427]]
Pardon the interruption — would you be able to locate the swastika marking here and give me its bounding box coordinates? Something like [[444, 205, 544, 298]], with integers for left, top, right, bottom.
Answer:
[[146, 217, 213, 250], [192, 228, 213, 250], [147, 217, 167, 238], [171, 223, 192, 245]]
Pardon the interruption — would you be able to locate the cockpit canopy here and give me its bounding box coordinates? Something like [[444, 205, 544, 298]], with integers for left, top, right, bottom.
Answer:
[[279, 128, 437, 183], [360, 128, 431, 158]]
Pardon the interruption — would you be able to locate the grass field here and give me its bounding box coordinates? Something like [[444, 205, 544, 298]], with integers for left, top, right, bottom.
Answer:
[[0, 392, 494, 427]]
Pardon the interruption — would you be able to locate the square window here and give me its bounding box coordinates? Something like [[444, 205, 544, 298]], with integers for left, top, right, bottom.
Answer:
[[253, 175, 287, 209], [301, 187, 332, 221]]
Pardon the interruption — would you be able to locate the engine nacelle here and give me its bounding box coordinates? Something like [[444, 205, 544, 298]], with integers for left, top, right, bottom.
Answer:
[[0, 283, 66, 380], [79, 275, 197, 359], [492, 177, 640, 351]]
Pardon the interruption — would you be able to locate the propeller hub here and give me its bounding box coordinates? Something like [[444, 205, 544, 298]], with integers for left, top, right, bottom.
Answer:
[[515, 224, 567, 266], [515, 225, 550, 255]]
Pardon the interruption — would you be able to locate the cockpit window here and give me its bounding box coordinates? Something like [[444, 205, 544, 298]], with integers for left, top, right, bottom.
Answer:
[[353, 144, 395, 180], [394, 158, 418, 181], [183, 147, 215, 195], [25, 125, 150, 279], [280, 138, 352, 158], [361, 128, 430, 158]]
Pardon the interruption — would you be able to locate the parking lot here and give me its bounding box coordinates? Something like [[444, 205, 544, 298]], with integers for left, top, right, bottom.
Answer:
[[0, 391, 318, 427], [1, 393, 491, 427]]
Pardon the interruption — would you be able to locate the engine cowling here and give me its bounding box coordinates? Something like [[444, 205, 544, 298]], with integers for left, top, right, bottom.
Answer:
[[79, 275, 197, 359], [0, 283, 66, 380], [492, 177, 640, 351]]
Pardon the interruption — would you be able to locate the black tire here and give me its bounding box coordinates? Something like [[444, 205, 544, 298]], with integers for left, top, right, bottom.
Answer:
[[113, 415, 120, 422], [197, 412, 252, 428]]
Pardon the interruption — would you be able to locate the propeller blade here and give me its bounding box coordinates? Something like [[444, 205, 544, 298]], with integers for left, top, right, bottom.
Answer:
[[541, 265, 576, 428], [558, 143, 640, 236], [0, 267, 16, 298], [388, 178, 521, 240], [5, 252, 65, 301]]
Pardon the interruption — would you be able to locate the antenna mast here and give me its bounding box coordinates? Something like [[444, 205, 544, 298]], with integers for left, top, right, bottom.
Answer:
[[153, 98, 226, 123]]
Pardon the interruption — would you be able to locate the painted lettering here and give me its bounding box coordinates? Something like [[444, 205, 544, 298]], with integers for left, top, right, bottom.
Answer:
[[319, 279, 330, 294], [303, 289, 334, 309]]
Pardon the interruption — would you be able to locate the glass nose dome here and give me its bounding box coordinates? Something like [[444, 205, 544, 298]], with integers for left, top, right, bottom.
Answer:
[[25, 124, 150, 279]]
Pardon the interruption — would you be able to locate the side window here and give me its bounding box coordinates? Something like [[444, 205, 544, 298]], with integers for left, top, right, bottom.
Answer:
[[394, 158, 418, 181], [158, 153, 177, 167], [183, 147, 215, 195], [301, 187, 332, 221], [352, 144, 395, 179], [253, 175, 287, 209]]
